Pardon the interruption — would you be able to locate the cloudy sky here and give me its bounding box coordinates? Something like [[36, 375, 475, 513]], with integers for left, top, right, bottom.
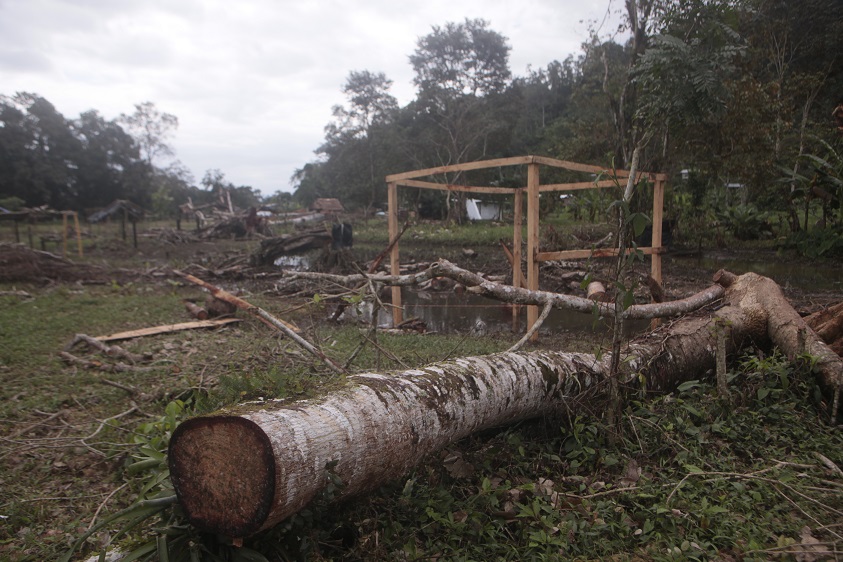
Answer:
[[0, 0, 623, 195]]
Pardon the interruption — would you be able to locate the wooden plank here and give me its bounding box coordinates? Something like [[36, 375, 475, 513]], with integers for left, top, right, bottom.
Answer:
[[388, 182, 403, 327], [536, 247, 664, 261], [386, 155, 668, 184], [530, 155, 619, 175], [397, 178, 515, 194], [96, 319, 242, 342], [538, 179, 622, 192], [531, 156, 668, 181], [385, 156, 534, 182]]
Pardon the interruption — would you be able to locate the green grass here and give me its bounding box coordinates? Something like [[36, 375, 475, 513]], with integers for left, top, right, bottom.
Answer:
[[2, 217, 841, 561]]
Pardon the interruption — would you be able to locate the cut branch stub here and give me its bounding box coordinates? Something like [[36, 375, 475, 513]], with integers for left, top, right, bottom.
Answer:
[[169, 416, 275, 538]]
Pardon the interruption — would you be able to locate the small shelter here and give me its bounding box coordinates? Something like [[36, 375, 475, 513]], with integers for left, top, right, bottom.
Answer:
[[309, 198, 345, 218], [384, 155, 668, 339], [87, 199, 145, 248]]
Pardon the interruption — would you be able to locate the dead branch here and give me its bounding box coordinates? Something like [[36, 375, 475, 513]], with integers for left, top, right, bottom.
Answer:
[[291, 260, 724, 320], [175, 270, 345, 375], [507, 301, 553, 352], [59, 351, 153, 373], [430, 260, 725, 320], [65, 333, 150, 364]]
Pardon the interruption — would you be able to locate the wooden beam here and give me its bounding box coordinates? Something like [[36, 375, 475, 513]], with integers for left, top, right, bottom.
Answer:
[[512, 188, 524, 328], [536, 247, 663, 262], [530, 155, 619, 175], [538, 179, 621, 192], [385, 156, 534, 182], [651, 179, 665, 286], [530, 156, 668, 182], [396, 178, 514, 194], [526, 164, 540, 340], [388, 182, 402, 327]]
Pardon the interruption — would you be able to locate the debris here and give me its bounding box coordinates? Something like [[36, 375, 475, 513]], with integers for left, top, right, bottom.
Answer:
[[0, 290, 33, 299], [175, 270, 346, 374], [95, 319, 242, 342], [250, 229, 332, 266], [0, 243, 110, 283], [183, 300, 209, 320], [65, 333, 151, 364]]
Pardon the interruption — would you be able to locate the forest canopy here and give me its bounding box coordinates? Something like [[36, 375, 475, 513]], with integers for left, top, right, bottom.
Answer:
[[1, 0, 840, 234]]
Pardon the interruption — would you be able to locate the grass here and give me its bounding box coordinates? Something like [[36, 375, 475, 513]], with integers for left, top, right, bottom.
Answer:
[[1, 217, 841, 561]]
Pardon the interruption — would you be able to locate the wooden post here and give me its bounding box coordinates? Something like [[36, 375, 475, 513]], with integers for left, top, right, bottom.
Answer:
[[651, 179, 664, 286], [13, 219, 20, 243], [73, 212, 83, 257], [62, 212, 68, 258], [121, 208, 127, 241], [388, 182, 402, 327], [526, 163, 540, 340], [132, 218, 138, 249], [512, 188, 523, 328], [650, 178, 665, 330]]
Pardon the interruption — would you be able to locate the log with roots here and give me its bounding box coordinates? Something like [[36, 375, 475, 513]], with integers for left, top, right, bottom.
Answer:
[[168, 271, 842, 539]]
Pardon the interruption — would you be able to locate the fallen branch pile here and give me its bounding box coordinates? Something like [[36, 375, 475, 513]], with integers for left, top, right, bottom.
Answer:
[[250, 229, 331, 266], [0, 243, 110, 283]]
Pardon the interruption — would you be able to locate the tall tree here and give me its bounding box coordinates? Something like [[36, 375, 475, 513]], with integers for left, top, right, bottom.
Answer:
[[0, 93, 81, 209], [72, 110, 144, 209], [320, 70, 399, 214], [119, 101, 179, 167], [409, 18, 513, 220]]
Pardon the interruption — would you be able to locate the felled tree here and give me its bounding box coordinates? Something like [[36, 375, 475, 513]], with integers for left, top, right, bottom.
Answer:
[[169, 270, 842, 538]]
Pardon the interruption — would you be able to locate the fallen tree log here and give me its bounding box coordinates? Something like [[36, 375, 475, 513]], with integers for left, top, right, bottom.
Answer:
[[168, 271, 842, 539], [250, 230, 331, 266]]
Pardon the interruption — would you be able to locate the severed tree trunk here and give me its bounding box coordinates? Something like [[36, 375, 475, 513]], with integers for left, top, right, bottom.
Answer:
[[168, 272, 842, 539]]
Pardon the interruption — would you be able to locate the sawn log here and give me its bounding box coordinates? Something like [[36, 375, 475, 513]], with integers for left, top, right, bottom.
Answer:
[[168, 272, 842, 539]]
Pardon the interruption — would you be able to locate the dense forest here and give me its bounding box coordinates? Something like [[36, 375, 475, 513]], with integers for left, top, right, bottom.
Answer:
[[1, 0, 841, 248]]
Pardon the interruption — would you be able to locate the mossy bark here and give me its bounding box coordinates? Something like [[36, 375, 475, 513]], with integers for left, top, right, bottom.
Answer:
[[169, 272, 842, 538]]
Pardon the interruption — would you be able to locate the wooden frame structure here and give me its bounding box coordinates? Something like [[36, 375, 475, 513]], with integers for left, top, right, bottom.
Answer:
[[384, 155, 668, 336]]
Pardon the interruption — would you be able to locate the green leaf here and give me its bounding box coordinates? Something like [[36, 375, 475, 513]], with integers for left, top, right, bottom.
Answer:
[[684, 464, 704, 473], [677, 380, 702, 393], [622, 290, 635, 311], [630, 213, 651, 237]]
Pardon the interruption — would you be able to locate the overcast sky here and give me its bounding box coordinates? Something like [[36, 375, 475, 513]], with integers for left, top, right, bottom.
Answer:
[[0, 0, 623, 195]]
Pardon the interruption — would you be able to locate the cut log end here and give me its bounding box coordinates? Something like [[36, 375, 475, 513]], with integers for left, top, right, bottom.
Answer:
[[169, 416, 275, 538]]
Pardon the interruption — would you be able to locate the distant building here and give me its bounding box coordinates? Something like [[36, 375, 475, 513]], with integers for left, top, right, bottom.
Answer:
[[465, 198, 502, 221], [309, 198, 345, 215]]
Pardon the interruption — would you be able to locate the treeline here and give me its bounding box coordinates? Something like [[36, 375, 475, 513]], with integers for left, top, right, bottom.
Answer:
[[1, 0, 839, 229], [294, 0, 842, 228], [0, 97, 263, 216]]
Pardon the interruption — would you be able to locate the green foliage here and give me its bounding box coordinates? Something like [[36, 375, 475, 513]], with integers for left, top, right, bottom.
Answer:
[[782, 229, 843, 258], [717, 204, 773, 240], [0, 196, 25, 211]]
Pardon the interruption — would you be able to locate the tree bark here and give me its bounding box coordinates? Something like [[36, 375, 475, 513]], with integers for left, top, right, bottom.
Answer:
[[168, 272, 842, 539]]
